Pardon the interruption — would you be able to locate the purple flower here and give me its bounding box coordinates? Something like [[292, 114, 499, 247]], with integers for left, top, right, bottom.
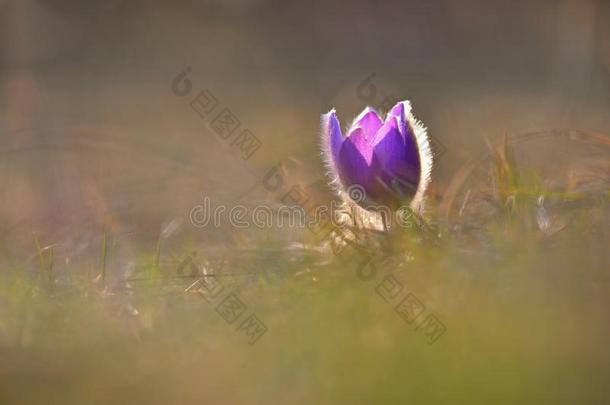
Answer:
[[321, 101, 432, 211]]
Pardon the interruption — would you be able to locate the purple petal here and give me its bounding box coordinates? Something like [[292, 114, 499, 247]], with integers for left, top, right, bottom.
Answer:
[[373, 117, 421, 196], [343, 128, 374, 165], [322, 109, 344, 164], [397, 112, 423, 190], [337, 128, 378, 191], [375, 131, 421, 195], [373, 118, 404, 171], [386, 101, 408, 122], [371, 115, 399, 146], [349, 107, 383, 141], [385, 101, 410, 140]]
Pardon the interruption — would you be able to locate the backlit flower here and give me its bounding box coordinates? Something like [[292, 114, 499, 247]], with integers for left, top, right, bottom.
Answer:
[[321, 101, 432, 212]]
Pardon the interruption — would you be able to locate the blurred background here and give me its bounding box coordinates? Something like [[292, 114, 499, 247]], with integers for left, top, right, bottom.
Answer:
[[1, 0, 610, 252], [0, 1, 609, 404]]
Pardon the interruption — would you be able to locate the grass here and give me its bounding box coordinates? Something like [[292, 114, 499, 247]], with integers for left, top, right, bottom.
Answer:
[[0, 136, 609, 404], [1, 209, 608, 404]]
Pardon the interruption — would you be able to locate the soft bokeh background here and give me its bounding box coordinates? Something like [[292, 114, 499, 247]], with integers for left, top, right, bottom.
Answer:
[[1, 0, 610, 245], [0, 1, 609, 404]]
